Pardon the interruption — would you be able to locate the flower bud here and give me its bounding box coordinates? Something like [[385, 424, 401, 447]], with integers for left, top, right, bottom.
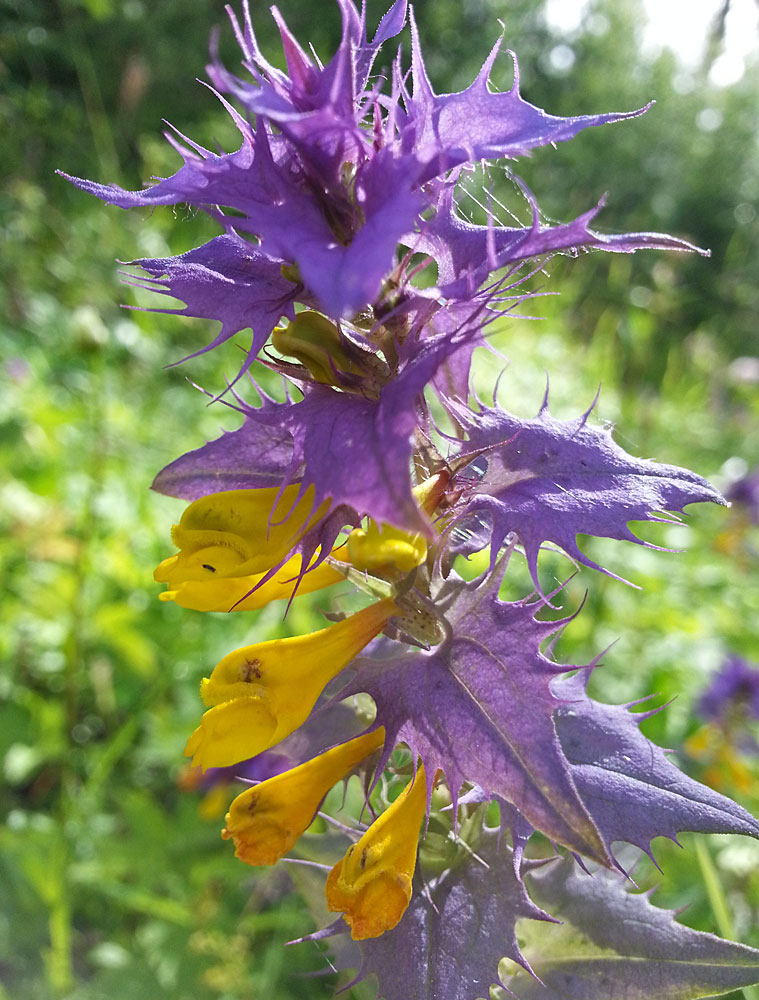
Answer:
[[272, 311, 388, 388], [344, 473, 450, 576], [347, 522, 427, 575]]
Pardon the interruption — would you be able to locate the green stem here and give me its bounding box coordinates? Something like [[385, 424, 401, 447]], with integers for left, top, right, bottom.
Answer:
[[47, 891, 74, 996], [694, 836, 759, 1000], [28, 837, 74, 996]]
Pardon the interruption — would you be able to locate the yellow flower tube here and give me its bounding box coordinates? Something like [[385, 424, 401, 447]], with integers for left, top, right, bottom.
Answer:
[[346, 522, 427, 575], [184, 598, 397, 770], [325, 764, 427, 940], [344, 471, 450, 576], [222, 727, 386, 866]]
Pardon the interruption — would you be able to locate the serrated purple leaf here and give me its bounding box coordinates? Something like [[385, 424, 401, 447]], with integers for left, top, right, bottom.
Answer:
[[60, 0, 708, 328], [413, 188, 707, 300], [506, 854, 759, 999], [155, 333, 468, 532], [151, 392, 295, 500], [451, 397, 725, 586], [128, 234, 296, 364], [284, 337, 461, 533], [356, 835, 553, 1000], [405, 15, 652, 181], [553, 670, 759, 862], [342, 574, 609, 863]]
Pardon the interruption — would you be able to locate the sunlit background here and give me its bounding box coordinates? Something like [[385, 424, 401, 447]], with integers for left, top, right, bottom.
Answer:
[[546, 0, 758, 84], [1, 1, 758, 997]]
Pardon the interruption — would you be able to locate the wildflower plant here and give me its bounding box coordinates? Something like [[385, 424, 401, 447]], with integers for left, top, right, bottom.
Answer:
[[62, 2, 759, 997]]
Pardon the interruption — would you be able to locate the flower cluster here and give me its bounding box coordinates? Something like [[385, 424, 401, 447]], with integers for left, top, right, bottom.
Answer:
[[65, 3, 759, 997], [686, 654, 759, 801]]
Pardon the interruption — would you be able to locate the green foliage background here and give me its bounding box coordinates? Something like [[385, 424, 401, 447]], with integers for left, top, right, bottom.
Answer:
[[1, 0, 757, 997]]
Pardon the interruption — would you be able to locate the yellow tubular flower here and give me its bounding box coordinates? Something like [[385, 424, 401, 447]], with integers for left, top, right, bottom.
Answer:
[[154, 485, 331, 604], [344, 472, 450, 576], [184, 598, 397, 770], [325, 763, 427, 940], [221, 727, 386, 866], [155, 550, 344, 611], [346, 522, 427, 575]]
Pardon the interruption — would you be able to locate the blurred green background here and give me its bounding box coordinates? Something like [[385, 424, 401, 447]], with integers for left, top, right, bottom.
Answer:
[[1, 0, 758, 997]]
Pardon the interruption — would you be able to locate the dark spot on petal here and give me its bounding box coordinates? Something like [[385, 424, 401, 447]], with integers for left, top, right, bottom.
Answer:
[[202, 564, 216, 572], [241, 658, 263, 682]]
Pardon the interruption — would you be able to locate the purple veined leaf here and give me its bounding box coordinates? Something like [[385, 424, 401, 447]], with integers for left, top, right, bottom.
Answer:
[[411, 293, 505, 405], [364, 0, 408, 51], [200, 3, 424, 318], [387, 273, 526, 411], [151, 389, 296, 500], [58, 101, 269, 211], [59, 0, 713, 333], [282, 333, 466, 534], [60, 108, 355, 281], [448, 394, 726, 588], [505, 853, 759, 1000], [154, 330, 472, 530], [60, 112, 375, 318], [208, 0, 408, 139], [294, 151, 427, 318], [552, 670, 759, 865], [291, 0, 409, 124], [355, 834, 555, 1000], [60, 1, 418, 321], [340, 570, 610, 864]]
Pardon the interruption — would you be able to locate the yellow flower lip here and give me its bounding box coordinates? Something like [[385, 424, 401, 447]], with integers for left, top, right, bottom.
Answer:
[[184, 598, 397, 771], [156, 551, 344, 611], [221, 728, 386, 866], [184, 699, 278, 771], [325, 763, 428, 940], [154, 484, 330, 585]]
